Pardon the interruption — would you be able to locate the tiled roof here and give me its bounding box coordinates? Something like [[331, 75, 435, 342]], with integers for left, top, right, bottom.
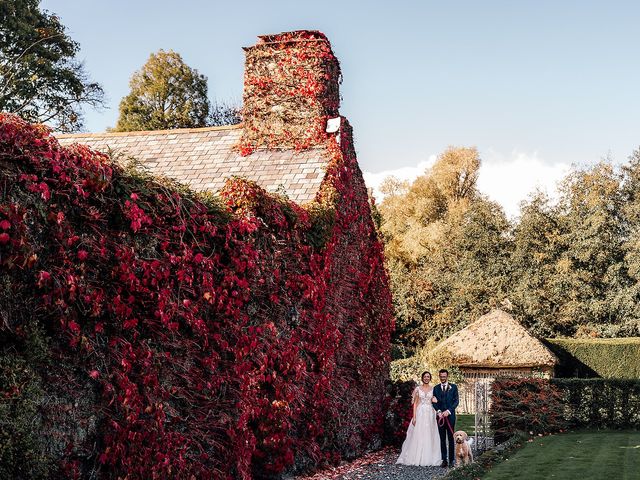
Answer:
[[56, 125, 329, 204]]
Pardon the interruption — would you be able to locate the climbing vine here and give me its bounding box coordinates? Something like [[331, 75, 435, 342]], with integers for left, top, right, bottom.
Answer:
[[0, 113, 393, 478], [239, 30, 341, 154]]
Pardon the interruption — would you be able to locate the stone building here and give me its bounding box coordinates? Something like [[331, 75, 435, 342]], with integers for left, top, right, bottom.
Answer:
[[34, 31, 395, 477], [57, 31, 345, 206]]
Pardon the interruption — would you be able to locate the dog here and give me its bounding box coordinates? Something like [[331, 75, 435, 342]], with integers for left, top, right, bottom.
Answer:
[[453, 430, 474, 466]]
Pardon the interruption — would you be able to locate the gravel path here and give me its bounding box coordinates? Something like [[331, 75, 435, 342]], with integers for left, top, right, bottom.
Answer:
[[296, 447, 448, 480]]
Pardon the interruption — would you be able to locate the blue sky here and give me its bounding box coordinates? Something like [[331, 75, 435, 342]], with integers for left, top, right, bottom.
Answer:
[[41, 1, 640, 215]]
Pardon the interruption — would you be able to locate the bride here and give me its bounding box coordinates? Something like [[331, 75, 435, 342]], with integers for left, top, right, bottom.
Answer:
[[396, 371, 441, 466]]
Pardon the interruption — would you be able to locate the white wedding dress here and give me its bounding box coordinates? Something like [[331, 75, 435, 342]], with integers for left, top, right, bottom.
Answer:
[[396, 386, 442, 466]]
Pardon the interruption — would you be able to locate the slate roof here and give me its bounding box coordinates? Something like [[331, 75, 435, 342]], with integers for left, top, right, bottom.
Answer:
[[56, 124, 329, 204]]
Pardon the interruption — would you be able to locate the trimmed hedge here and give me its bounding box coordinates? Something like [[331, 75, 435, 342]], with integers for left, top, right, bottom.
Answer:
[[489, 378, 568, 442], [490, 378, 640, 442], [551, 378, 640, 430], [546, 337, 640, 379]]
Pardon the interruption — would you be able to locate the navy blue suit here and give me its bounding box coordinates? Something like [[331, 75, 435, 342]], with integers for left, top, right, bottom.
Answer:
[[432, 382, 459, 464]]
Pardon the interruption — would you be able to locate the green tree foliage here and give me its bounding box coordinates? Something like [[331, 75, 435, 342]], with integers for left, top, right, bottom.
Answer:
[[556, 164, 626, 331], [618, 149, 640, 328], [428, 198, 511, 335], [512, 163, 630, 337], [381, 147, 640, 357], [115, 50, 211, 131], [380, 147, 511, 355], [208, 99, 242, 127], [510, 191, 567, 336], [0, 0, 104, 132]]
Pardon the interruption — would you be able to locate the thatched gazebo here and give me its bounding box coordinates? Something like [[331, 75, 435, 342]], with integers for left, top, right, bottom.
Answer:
[[433, 309, 558, 412]]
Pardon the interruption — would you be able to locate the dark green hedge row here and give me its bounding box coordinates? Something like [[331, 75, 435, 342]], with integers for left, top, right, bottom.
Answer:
[[546, 337, 640, 379], [490, 378, 640, 442], [551, 378, 640, 430]]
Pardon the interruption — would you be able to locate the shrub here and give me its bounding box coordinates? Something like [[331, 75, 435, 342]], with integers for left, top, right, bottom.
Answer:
[[546, 337, 640, 378], [390, 340, 463, 383], [0, 354, 51, 479], [490, 378, 568, 442], [490, 378, 640, 442], [551, 378, 640, 430]]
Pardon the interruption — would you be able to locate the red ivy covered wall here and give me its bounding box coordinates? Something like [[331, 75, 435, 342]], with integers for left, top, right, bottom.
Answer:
[[0, 112, 394, 478], [239, 30, 342, 153]]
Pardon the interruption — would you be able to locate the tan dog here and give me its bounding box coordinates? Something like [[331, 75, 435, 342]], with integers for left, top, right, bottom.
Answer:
[[454, 430, 474, 466]]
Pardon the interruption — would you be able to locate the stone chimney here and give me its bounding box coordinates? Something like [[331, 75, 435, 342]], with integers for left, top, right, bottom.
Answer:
[[239, 31, 341, 153]]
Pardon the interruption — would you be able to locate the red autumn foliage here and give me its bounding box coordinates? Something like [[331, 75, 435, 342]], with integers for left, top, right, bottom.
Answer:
[[0, 113, 394, 478], [383, 380, 416, 447], [239, 30, 341, 155], [490, 378, 568, 442]]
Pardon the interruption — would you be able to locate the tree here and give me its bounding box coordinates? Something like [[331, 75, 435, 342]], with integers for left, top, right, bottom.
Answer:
[[614, 148, 640, 335], [115, 50, 211, 131], [621, 148, 640, 281], [423, 197, 512, 339], [557, 163, 626, 334], [379, 146, 480, 263], [511, 163, 628, 337], [429, 146, 480, 203], [380, 146, 511, 352], [208, 100, 241, 127], [510, 191, 568, 336], [0, 0, 104, 132], [382, 147, 640, 349]]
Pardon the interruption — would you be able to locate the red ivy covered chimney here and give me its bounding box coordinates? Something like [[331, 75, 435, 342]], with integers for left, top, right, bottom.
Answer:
[[239, 30, 342, 154]]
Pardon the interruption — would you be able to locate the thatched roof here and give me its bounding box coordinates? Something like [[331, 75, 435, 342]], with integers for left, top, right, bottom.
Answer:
[[433, 309, 557, 368]]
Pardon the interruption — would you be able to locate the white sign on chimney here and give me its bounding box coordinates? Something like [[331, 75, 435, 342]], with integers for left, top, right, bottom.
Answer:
[[326, 117, 341, 144], [326, 117, 341, 133]]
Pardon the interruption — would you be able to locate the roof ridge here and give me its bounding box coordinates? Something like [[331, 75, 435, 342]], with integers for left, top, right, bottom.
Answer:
[[57, 123, 243, 138]]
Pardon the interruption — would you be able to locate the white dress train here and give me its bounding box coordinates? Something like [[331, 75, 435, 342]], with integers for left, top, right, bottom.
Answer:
[[396, 387, 442, 466]]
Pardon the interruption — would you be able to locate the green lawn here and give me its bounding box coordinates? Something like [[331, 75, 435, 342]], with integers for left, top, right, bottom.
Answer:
[[483, 431, 640, 480], [454, 414, 493, 436], [455, 414, 476, 434]]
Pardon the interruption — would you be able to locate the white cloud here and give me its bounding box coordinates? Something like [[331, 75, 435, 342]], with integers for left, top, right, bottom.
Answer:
[[477, 149, 570, 218], [364, 150, 571, 218], [363, 155, 436, 201]]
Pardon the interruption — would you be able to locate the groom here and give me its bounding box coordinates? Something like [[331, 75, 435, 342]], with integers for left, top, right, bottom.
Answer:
[[432, 368, 459, 468]]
